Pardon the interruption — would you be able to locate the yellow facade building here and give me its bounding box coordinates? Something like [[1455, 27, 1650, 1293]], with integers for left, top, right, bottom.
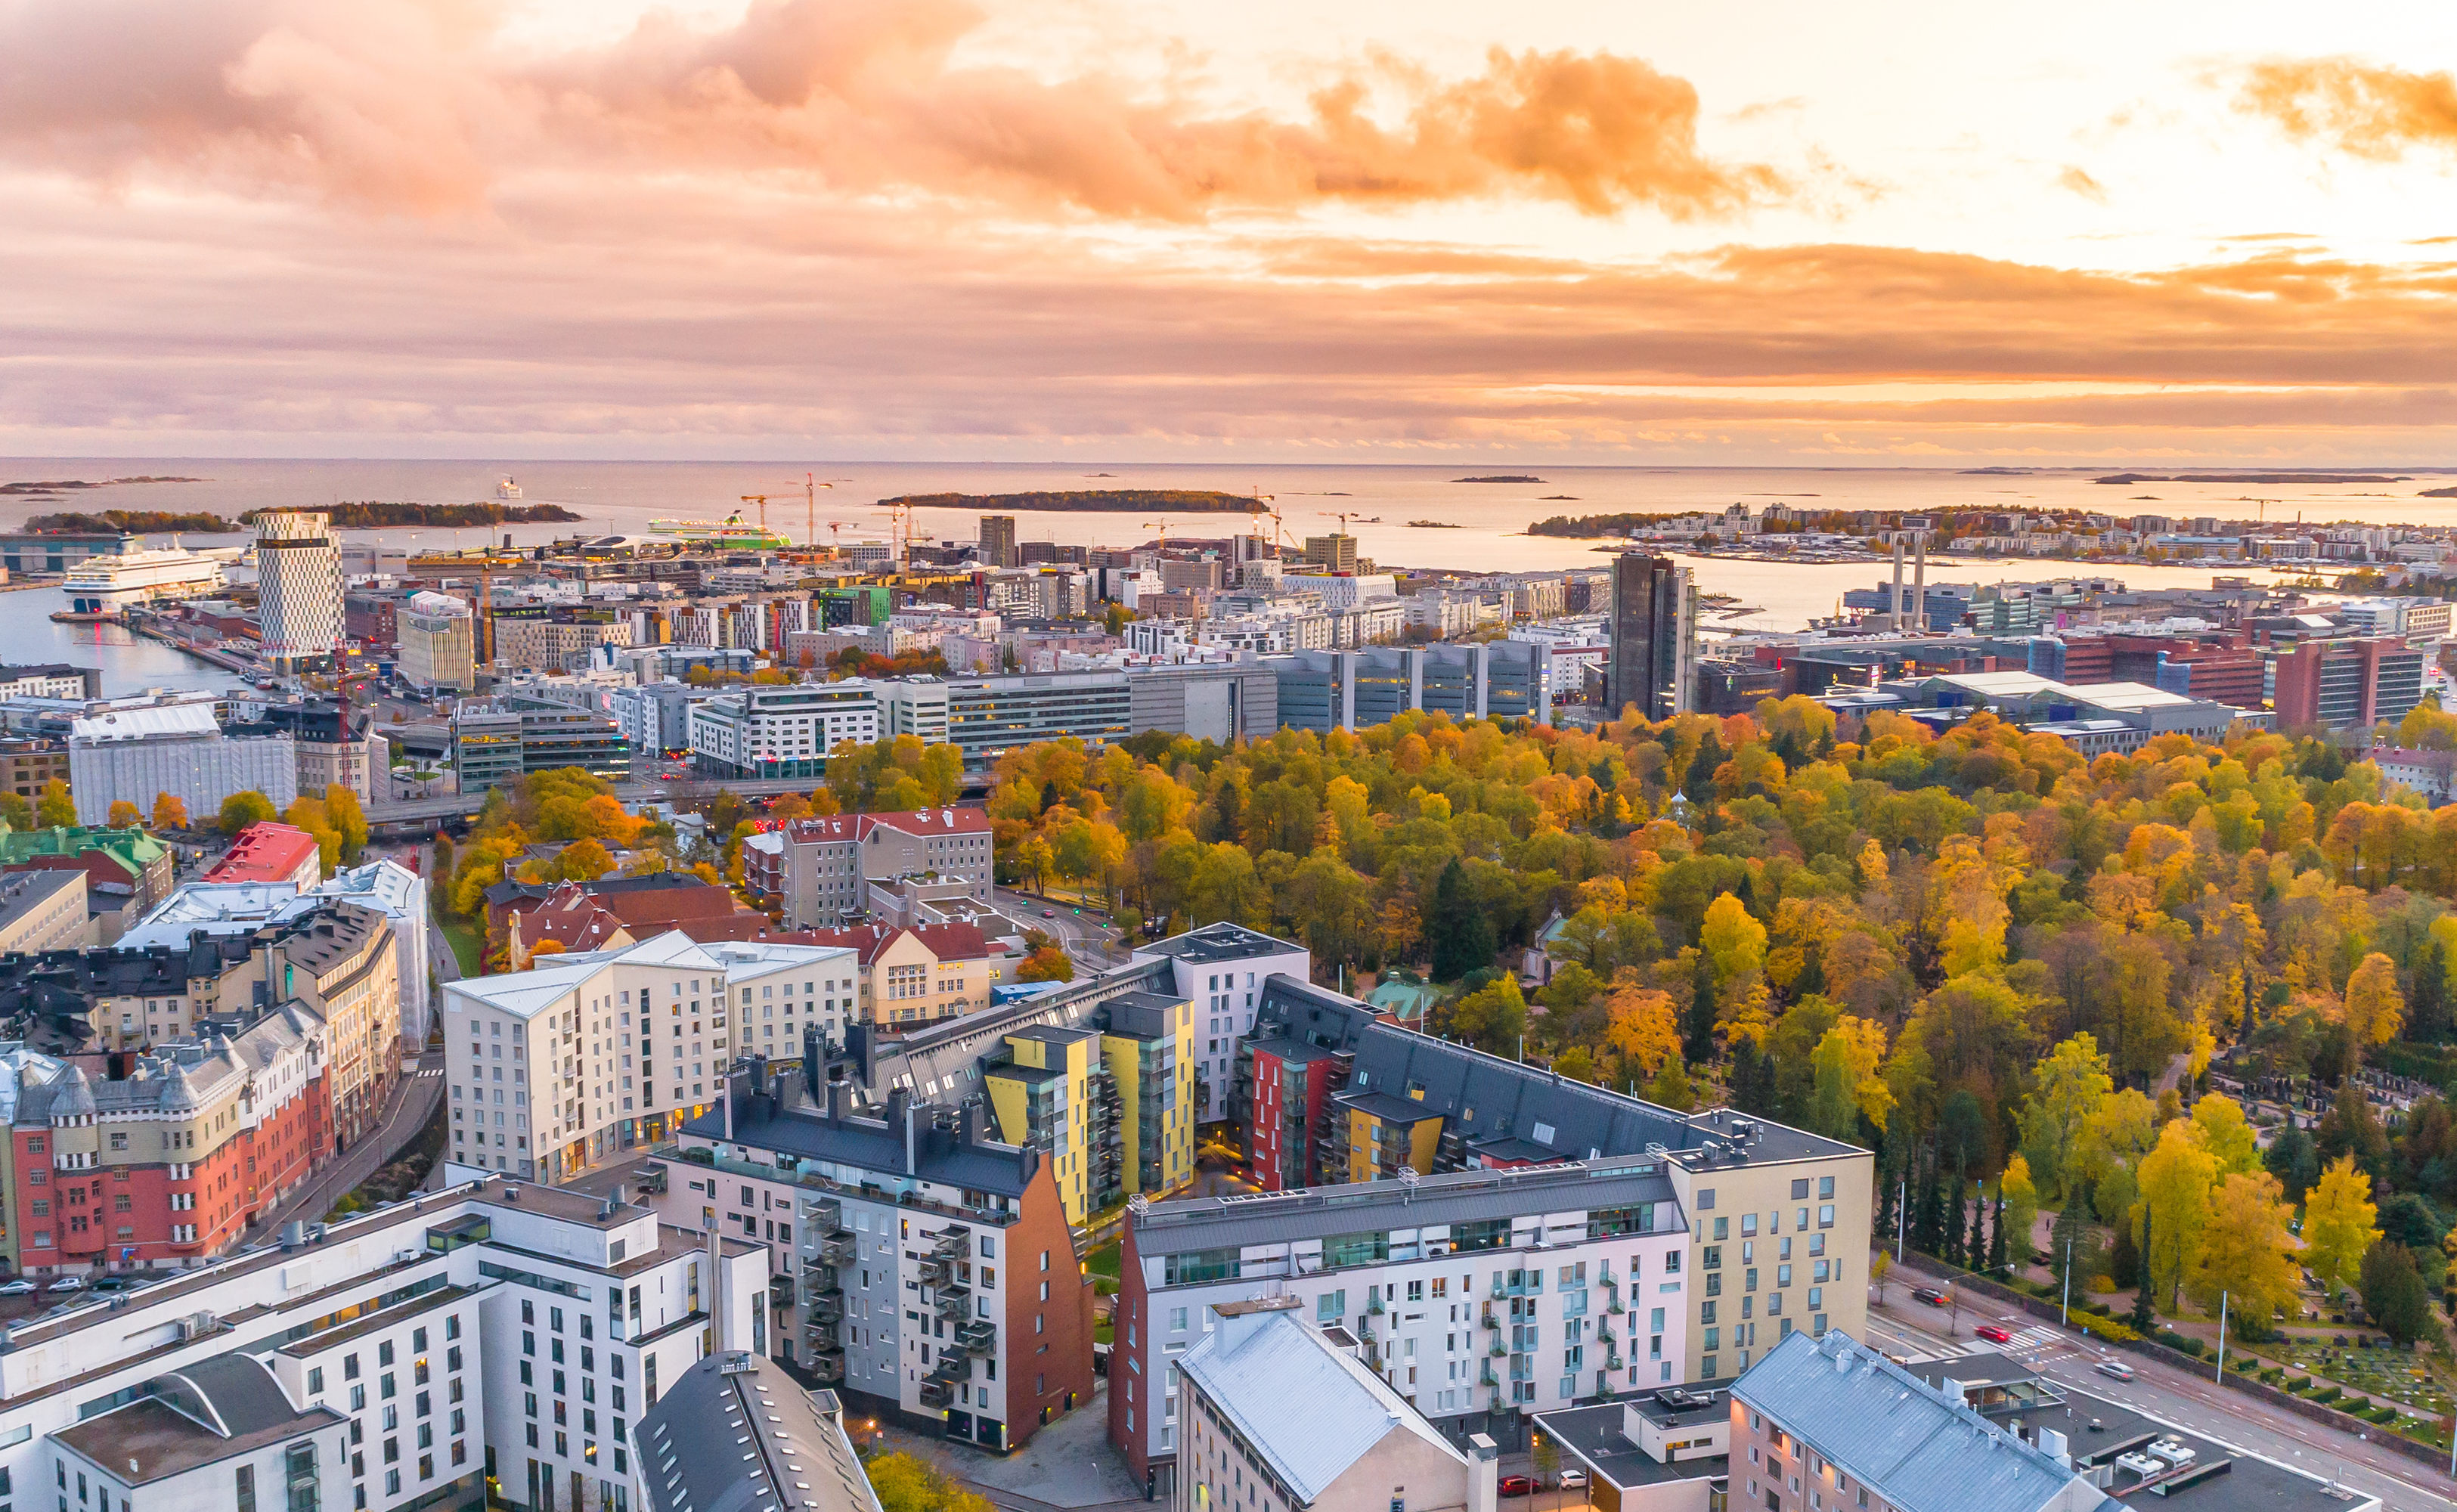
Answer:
[[984, 990, 1197, 1227]]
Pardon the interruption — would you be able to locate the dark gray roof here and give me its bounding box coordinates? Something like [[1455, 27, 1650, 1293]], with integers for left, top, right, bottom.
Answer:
[[1132, 1157, 1680, 1256], [53, 1352, 342, 1483], [637, 1352, 881, 1512], [875, 956, 1174, 1095], [1535, 1391, 1731, 1493], [681, 1084, 1037, 1201], [1133, 922, 1305, 965]]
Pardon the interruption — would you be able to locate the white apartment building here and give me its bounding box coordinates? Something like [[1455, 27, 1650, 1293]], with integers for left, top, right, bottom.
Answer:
[[0, 1173, 766, 1512], [607, 683, 724, 760], [686, 682, 878, 779], [1130, 925, 1311, 1123], [399, 592, 476, 692], [2338, 596, 2455, 652], [442, 931, 860, 1178]]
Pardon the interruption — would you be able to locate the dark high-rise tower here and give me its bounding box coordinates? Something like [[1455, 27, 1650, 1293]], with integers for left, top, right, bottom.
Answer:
[[979, 515, 1018, 569], [1606, 553, 1696, 720]]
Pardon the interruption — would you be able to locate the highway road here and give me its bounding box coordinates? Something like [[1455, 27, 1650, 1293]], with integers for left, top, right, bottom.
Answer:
[[367, 775, 839, 828], [1868, 1263, 2457, 1510]]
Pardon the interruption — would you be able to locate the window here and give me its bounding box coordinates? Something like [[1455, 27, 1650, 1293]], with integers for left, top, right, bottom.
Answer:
[[236, 1466, 256, 1512]]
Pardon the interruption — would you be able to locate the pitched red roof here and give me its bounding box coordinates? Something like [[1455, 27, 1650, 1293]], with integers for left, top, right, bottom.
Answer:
[[768, 920, 994, 965], [599, 883, 748, 930], [206, 823, 321, 885], [519, 882, 631, 954]]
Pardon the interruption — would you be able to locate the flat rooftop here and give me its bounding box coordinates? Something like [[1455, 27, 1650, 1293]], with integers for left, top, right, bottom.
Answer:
[[1535, 1393, 1729, 1493], [1132, 922, 1303, 965]]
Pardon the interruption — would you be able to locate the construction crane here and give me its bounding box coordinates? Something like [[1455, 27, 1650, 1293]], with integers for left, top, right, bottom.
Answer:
[[800, 473, 850, 547], [1142, 518, 1171, 548], [738, 494, 776, 536], [1317, 510, 1358, 533]]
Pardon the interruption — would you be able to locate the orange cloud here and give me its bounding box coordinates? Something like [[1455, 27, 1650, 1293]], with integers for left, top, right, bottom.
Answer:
[[2056, 166, 2106, 202], [2237, 56, 2457, 162], [0, 0, 1780, 220]]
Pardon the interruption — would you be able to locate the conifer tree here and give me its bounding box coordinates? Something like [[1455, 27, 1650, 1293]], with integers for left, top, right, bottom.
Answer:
[[2130, 1210, 2158, 1333]]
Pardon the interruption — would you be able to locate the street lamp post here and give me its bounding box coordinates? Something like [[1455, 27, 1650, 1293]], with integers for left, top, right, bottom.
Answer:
[[2215, 1290, 2229, 1383], [2059, 1235, 2074, 1327]]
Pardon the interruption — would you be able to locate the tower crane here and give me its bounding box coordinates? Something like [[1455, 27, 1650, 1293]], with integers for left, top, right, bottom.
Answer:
[[739, 494, 773, 534], [1318, 510, 1359, 533], [1142, 518, 1171, 548]]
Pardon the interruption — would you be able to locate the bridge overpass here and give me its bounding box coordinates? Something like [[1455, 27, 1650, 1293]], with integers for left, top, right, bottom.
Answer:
[[365, 773, 992, 833]]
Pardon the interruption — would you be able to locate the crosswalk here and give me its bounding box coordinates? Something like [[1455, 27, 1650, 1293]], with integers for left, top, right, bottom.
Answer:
[[2002, 1323, 2090, 1365], [413, 1067, 445, 1078]]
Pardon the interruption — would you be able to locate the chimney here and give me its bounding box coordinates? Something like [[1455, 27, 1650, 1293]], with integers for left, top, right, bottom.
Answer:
[[959, 1100, 981, 1149], [705, 1222, 730, 1351], [827, 1080, 847, 1125], [1467, 1435, 1499, 1512]]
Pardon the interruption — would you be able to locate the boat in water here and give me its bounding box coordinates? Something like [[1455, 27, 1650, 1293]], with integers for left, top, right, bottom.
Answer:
[[497, 477, 522, 499], [646, 511, 793, 550], [57, 542, 231, 615]]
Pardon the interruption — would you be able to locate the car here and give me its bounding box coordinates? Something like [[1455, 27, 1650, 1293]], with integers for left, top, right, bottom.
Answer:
[[2094, 1360, 2135, 1383], [1555, 1470, 1590, 1490], [1910, 1286, 1947, 1306], [89, 1276, 137, 1294], [1975, 1324, 2012, 1343], [45, 1276, 82, 1293], [1498, 1476, 1535, 1498], [1041, 908, 1056, 918], [0, 1279, 33, 1296]]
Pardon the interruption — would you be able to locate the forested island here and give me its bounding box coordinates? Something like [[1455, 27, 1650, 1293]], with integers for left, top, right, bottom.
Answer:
[[2094, 472, 2408, 485], [2, 476, 205, 496], [1454, 475, 1545, 483], [243, 502, 584, 527], [23, 510, 240, 533], [881, 489, 1258, 513], [1527, 511, 1675, 537]]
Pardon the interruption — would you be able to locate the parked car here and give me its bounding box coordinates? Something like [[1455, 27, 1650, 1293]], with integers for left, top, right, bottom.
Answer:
[[1975, 1324, 2012, 1343], [0, 1279, 33, 1296], [1555, 1470, 1590, 1490], [45, 1275, 82, 1293], [90, 1276, 136, 1294], [1499, 1476, 1535, 1498], [2094, 1360, 2135, 1383], [1910, 1286, 1947, 1306]]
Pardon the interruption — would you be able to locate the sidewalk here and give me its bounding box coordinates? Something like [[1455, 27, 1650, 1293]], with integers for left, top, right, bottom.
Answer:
[[868, 1379, 1145, 1510]]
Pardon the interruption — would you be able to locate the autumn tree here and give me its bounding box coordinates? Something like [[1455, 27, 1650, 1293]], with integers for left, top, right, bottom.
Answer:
[[2189, 1171, 2301, 1326], [2137, 1117, 2217, 1308], [2341, 952, 2405, 1046], [218, 790, 277, 835], [2017, 1033, 2113, 1198], [105, 800, 142, 829], [36, 779, 76, 829], [2303, 1154, 2381, 1298], [151, 792, 190, 831]]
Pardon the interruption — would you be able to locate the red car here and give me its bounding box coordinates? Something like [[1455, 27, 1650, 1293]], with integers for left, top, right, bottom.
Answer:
[[1975, 1325, 2012, 1343], [1499, 1476, 1535, 1498]]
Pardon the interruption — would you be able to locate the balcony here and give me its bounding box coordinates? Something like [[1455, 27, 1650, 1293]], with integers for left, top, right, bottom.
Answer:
[[1479, 1309, 1499, 1330], [1488, 1341, 1507, 1358], [928, 1352, 974, 1384], [1605, 1353, 1626, 1371], [916, 1256, 952, 1287], [1479, 1362, 1499, 1387], [807, 1352, 844, 1386], [810, 1233, 856, 1269], [1366, 1295, 1386, 1315], [919, 1380, 954, 1409], [934, 1285, 974, 1321], [807, 1294, 844, 1327], [931, 1225, 971, 1259], [957, 1319, 998, 1354]]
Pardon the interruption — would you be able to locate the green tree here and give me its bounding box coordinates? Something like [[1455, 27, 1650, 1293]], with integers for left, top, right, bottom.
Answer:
[[867, 1453, 996, 1512], [218, 789, 277, 835], [1442, 976, 1527, 1056], [2000, 1154, 2040, 1265], [1646, 1057, 1696, 1111], [2130, 1207, 2157, 1332], [1429, 859, 1496, 982], [2359, 1241, 2441, 1346]]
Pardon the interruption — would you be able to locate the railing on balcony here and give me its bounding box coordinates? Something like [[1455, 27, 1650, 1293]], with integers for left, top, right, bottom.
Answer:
[[917, 1256, 952, 1287], [957, 1319, 997, 1354], [927, 1352, 974, 1384], [807, 1352, 844, 1385], [934, 1285, 973, 1321], [931, 1225, 970, 1259], [919, 1380, 953, 1408]]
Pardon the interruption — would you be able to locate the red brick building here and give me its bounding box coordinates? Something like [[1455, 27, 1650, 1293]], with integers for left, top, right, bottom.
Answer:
[[4, 1005, 330, 1275], [205, 821, 324, 888]]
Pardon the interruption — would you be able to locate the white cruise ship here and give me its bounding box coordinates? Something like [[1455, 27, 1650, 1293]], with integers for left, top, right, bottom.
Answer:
[[59, 544, 230, 612]]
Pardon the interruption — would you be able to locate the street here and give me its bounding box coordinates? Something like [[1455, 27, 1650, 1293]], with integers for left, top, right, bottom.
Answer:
[[249, 1052, 448, 1235], [1867, 1263, 2457, 1510]]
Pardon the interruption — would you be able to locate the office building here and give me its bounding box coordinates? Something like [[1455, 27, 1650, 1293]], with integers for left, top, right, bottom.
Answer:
[[442, 930, 859, 1173], [0, 736, 70, 804], [398, 590, 478, 692], [596, 1065, 1098, 1453], [259, 699, 389, 802], [2335, 595, 2455, 651], [1822, 671, 2257, 757], [67, 702, 299, 828], [980, 516, 1019, 569], [1605, 553, 1696, 721], [2271, 635, 2428, 730], [255, 511, 345, 669], [1170, 1297, 1497, 1512], [496, 615, 637, 673], [608, 682, 723, 759], [453, 701, 633, 786], [0, 665, 100, 701], [1301, 534, 1360, 574], [638, 1352, 885, 1512], [878, 674, 1132, 770], [1263, 642, 1551, 733], [687, 683, 879, 780]]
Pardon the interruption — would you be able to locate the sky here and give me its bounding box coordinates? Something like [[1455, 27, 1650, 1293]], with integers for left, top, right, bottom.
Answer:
[[5, 0, 2457, 464]]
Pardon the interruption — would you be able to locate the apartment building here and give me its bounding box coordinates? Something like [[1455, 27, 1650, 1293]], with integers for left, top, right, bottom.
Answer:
[[979, 988, 1198, 1226], [748, 808, 994, 930], [398, 590, 476, 692], [3, 1007, 328, 1274], [495, 616, 636, 673], [0, 736, 70, 803], [0, 870, 91, 954], [1115, 1160, 1690, 1487], [601, 1067, 1097, 1453], [1218, 977, 1870, 1392], [2271, 635, 2428, 730], [638, 1349, 885, 1512], [689, 683, 880, 779], [776, 922, 1002, 1028], [1132, 925, 1311, 1123], [442, 931, 860, 1177], [0, 1172, 768, 1512], [1170, 1297, 1497, 1512], [0, 823, 175, 917]]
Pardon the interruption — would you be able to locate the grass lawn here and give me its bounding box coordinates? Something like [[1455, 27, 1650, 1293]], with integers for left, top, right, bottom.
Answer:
[[439, 917, 483, 977]]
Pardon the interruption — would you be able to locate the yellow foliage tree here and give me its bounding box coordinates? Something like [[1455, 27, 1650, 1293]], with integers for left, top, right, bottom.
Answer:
[[2189, 1171, 2304, 1323], [2137, 1117, 2217, 1307], [1601, 983, 1681, 1080], [2341, 951, 2405, 1045], [2302, 1154, 2381, 1297]]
